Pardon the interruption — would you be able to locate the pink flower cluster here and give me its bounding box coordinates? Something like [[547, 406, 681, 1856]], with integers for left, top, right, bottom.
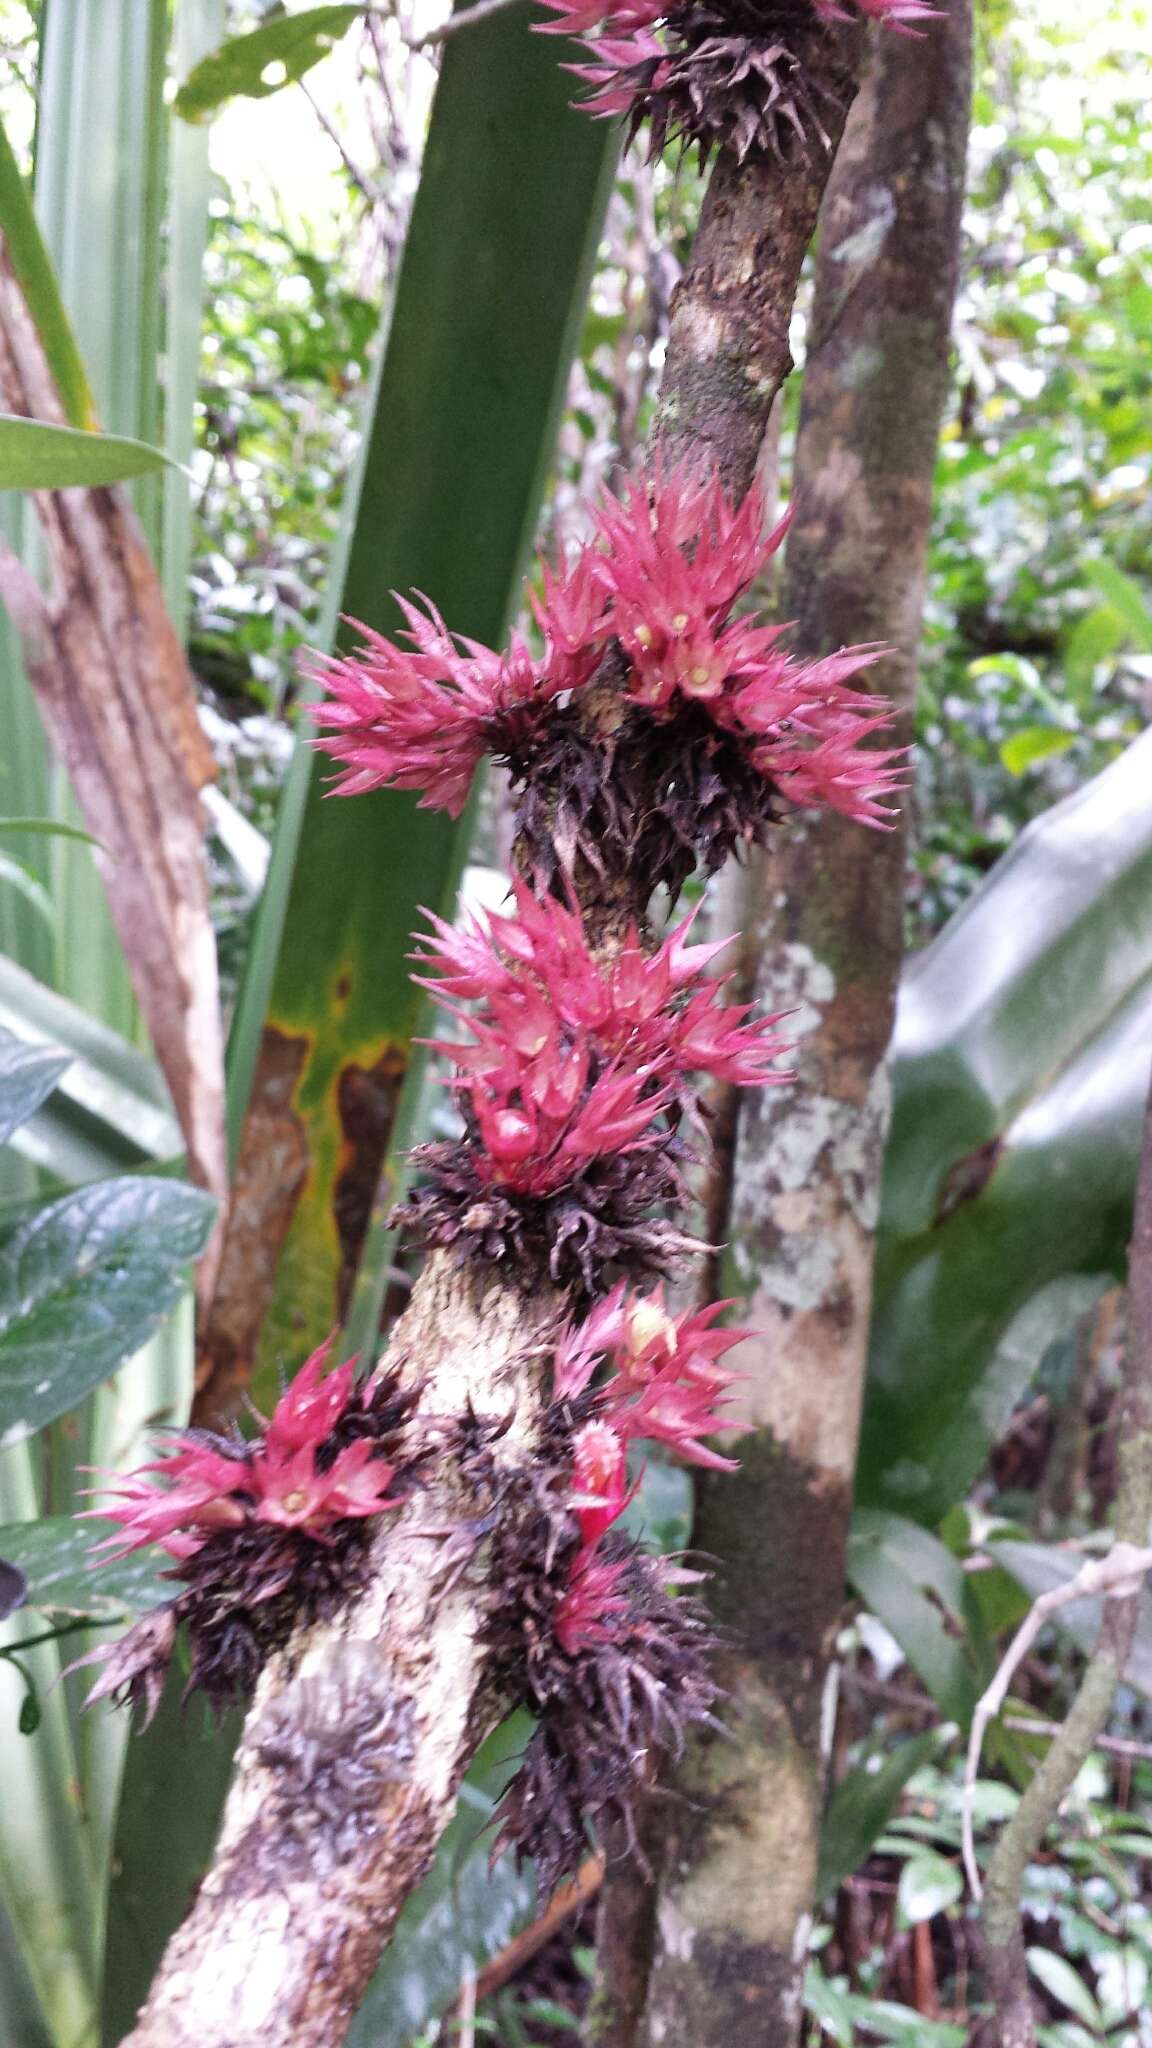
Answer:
[[416, 879, 789, 1196], [553, 1285, 744, 1652], [308, 467, 903, 831], [537, 0, 937, 120], [88, 1344, 402, 1563]]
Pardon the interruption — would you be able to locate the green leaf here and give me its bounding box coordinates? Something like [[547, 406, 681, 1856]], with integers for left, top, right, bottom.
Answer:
[[0, 817, 103, 850], [0, 1517, 169, 1618], [817, 1731, 941, 1898], [0, 1028, 71, 1149], [862, 728, 1152, 1522], [1064, 606, 1125, 692], [847, 1509, 975, 1723], [895, 1849, 963, 1927], [0, 413, 175, 491], [173, 5, 363, 122], [1000, 726, 1078, 776], [0, 1176, 214, 1443], [0, 852, 53, 933], [345, 1718, 538, 2048], [0, 117, 93, 430], [1082, 560, 1152, 650], [1026, 1949, 1103, 2032], [0, 957, 181, 1183]]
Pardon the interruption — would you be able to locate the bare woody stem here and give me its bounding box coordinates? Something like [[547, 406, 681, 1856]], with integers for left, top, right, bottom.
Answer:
[[652, 29, 861, 498], [974, 1069, 1152, 2048], [121, 25, 868, 2048]]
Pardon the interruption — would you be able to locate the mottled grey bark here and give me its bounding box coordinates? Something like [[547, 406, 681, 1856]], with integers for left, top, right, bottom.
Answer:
[[598, 12, 973, 2045]]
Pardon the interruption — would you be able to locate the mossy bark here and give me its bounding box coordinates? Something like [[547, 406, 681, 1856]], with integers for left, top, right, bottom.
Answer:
[[596, 12, 973, 2044]]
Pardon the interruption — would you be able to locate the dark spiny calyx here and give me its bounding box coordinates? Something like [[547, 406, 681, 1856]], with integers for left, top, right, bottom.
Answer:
[[490, 1530, 724, 1897], [511, 698, 785, 914], [397, 1136, 702, 1297]]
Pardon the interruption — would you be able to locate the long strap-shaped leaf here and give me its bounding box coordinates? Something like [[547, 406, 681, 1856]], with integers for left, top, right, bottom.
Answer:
[[197, 0, 616, 1425]]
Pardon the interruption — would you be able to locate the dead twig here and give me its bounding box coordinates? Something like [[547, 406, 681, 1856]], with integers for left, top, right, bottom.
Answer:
[[962, 1541, 1152, 1899]]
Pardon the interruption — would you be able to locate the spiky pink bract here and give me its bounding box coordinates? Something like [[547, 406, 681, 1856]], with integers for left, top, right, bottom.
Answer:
[[305, 589, 605, 817], [555, 1281, 744, 1468], [401, 880, 790, 1281], [309, 468, 902, 899], [80, 1347, 418, 1718], [89, 1341, 403, 1562], [416, 878, 791, 1160]]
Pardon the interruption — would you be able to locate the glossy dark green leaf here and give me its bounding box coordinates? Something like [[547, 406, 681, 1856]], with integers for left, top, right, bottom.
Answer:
[[861, 728, 1152, 1521], [0, 1027, 70, 1149], [817, 1730, 941, 1899], [0, 414, 174, 489], [0, 1177, 214, 1443], [173, 5, 363, 122], [345, 1717, 538, 2048], [0, 1517, 169, 1618]]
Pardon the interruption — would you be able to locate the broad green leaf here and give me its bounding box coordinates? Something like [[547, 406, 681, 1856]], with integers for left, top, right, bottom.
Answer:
[[0, 1177, 213, 1443], [1064, 606, 1125, 692], [345, 1718, 538, 2048], [895, 1848, 963, 1926], [846, 1510, 975, 1723], [1082, 560, 1152, 649], [1026, 1949, 1103, 2032], [0, 413, 174, 490], [803, 1968, 855, 2047], [173, 5, 363, 122], [817, 1731, 941, 1898], [0, 1517, 169, 1618], [999, 726, 1077, 776], [0, 1028, 70, 1149], [861, 728, 1152, 1521], [840, 1997, 965, 2045], [0, 118, 92, 430]]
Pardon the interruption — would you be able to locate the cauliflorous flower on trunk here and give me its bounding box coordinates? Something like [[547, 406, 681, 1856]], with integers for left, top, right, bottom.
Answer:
[[309, 465, 901, 908], [401, 883, 789, 1285], [555, 1281, 744, 1467], [79, 1344, 416, 1718], [537, 0, 935, 166], [305, 584, 608, 816]]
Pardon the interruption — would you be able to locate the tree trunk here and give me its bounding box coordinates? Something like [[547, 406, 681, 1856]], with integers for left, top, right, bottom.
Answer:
[[608, 12, 973, 2044]]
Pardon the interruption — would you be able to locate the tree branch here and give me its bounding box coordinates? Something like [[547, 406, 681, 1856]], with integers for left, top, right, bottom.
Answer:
[[969, 1064, 1152, 2048]]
